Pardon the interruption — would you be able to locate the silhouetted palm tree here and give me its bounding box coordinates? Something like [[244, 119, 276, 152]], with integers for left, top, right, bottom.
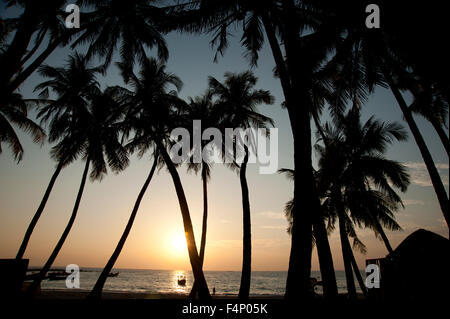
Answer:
[[397, 71, 449, 156], [16, 53, 103, 260], [315, 108, 410, 298], [96, 57, 211, 299], [2, 0, 170, 97], [88, 59, 183, 299], [209, 71, 274, 299], [183, 92, 222, 298], [73, 0, 168, 70], [0, 92, 45, 162], [168, 1, 340, 298], [313, 0, 449, 230], [26, 55, 129, 294], [0, 0, 69, 94]]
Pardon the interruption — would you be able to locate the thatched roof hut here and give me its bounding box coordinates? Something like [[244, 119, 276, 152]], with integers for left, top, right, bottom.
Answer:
[[383, 229, 450, 299]]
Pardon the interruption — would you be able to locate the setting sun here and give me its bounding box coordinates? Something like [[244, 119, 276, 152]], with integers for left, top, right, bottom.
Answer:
[[171, 233, 188, 253]]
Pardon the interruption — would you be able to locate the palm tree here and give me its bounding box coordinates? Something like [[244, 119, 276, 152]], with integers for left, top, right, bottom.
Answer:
[[26, 56, 129, 294], [315, 108, 410, 298], [278, 167, 339, 297], [312, 0, 450, 230], [96, 57, 211, 299], [209, 71, 274, 299], [2, 0, 170, 98], [15, 53, 103, 260], [168, 1, 341, 298], [88, 59, 183, 299], [72, 0, 169, 70], [0, 0, 67, 94], [183, 92, 222, 298], [0, 91, 46, 162], [395, 70, 449, 156]]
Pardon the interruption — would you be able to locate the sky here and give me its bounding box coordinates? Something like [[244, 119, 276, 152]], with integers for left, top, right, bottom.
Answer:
[[0, 3, 448, 272]]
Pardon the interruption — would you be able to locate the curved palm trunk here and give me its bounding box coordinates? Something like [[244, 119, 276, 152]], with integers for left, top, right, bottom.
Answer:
[[88, 159, 158, 299], [383, 66, 450, 231], [238, 146, 251, 299], [16, 159, 65, 260], [199, 164, 208, 265], [19, 28, 47, 68], [27, 158, 90, 295], [189, 163, 209, 298], [338, 213, 357, 299], [429, 117, 449, 156], [312, 218, 338, 298], [311, 116, 339, 299], [7, 26, 85, 94], [156, 141, 210, 299], [373, 218, 394, 255], [0, 4, 37, 89], [349, 249, 368, 298]]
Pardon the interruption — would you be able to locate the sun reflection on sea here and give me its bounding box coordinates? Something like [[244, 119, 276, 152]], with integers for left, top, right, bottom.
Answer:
[[172, 270, 188, 293]]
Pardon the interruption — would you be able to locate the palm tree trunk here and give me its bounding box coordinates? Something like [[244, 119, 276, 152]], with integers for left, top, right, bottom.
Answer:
[[373, 218, 394, 255], [238, 145, 251, 299], [8, 37, 62, 93], [263, 12, 337, 299], [278, 3, 315, 297], [199, 164, 208, 265], [429, 117, 450, 156], [88, 159, 158, 299], [19, 28, 48, 68], [382, 66, 450, 230], [27, 158, 90, 295], [349, 249, 368, 298], [156, 141, 210, 299], [7, 26, 85, 94], [189, 163, 209, 299], [16, 159, 65, 260], [0, 4, 37, 89], [338, 213, 357, 299], [311, 116, 339, 299], [284, 109, 315, 300], [312, 218, 339, 298]]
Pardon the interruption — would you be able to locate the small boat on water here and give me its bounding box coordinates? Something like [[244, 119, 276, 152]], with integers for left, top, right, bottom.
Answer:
[[108, 272, 119, 277], [177, 275, 186, 286], [48, 271, 67, 281]]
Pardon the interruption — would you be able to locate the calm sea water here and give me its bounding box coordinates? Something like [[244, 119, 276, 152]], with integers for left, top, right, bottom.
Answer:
[[37, 269, 364, 295]]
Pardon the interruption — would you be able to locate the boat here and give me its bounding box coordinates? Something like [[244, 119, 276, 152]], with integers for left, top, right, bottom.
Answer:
[[48, 271, 67, 281], [108, 272, 119, 277], [177, 275, 186, 286]]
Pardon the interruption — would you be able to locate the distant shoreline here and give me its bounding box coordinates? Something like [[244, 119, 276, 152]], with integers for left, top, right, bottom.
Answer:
[[37, 289, 284, 299]]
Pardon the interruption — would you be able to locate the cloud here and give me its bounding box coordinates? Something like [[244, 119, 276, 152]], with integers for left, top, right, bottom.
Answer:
[[404, 162, 449, 187], [258, 225, 287, 230], [257, 211, 285, 220], [403, 199, 425, 206]]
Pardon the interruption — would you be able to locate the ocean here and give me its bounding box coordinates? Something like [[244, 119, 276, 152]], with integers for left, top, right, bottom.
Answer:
[[37, 269, 364, 295]]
